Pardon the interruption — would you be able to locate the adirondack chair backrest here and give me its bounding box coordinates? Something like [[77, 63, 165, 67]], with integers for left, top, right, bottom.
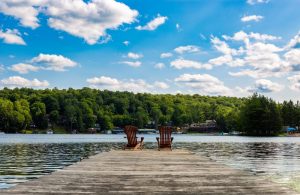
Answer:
[[124, 125, 138, 147], [158, 126, 172, 146]]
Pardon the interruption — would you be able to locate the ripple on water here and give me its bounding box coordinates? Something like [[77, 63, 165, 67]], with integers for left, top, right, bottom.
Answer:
[[1, 140, 300, 191]]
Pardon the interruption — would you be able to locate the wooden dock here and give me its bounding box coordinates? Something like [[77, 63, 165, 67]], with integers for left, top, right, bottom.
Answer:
[[1, 150, 298, 194]]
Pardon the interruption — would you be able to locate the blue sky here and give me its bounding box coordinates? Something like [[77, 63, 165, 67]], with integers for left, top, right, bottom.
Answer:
[[1, 0, 300, 101]]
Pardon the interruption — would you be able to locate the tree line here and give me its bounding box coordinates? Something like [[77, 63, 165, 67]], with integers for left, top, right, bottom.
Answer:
[[0, 88, 299, 135]]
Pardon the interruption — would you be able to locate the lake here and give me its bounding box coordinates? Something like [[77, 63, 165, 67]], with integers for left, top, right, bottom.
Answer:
[[1, 134, 300, 191]]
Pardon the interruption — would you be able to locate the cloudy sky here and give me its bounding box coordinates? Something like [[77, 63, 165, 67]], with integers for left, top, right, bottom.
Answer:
[[1, 0, 300, 101]]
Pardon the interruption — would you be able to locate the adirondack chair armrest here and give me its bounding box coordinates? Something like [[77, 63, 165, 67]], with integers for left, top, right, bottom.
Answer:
[[140, 137, 144, 143], [171, 137, 174, 142], [156, 137, 159, 142], [124, 136, 127, 139]]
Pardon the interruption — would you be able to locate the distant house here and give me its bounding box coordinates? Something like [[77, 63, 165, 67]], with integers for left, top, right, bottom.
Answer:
[[87, 128, 97, 134], [188, 120, 218, 133]]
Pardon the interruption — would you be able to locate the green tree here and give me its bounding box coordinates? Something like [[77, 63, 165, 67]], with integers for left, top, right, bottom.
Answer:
[[0, 99, 14, 132], [240, 94, 282, 136], [281, 100, 296, 127], [31, 102, 48, 129]]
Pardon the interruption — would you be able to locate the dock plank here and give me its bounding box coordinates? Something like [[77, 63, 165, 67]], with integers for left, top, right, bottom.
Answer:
[[1, 150, 298, 195]]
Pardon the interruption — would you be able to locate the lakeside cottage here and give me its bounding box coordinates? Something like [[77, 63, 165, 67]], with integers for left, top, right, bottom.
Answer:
[[188, 120, 218, 133]]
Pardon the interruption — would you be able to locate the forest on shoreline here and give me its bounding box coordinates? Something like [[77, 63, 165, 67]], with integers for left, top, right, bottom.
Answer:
[[0, 88, 299, 136]]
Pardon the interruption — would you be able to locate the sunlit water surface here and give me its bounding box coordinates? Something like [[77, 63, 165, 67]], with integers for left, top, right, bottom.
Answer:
[[1, 134, 300, 191]]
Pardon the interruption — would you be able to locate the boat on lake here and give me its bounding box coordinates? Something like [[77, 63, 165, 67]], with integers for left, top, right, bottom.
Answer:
[[46, 130, 53, 134], [111, 128, 124, 134], [138, 129, 157, 134]]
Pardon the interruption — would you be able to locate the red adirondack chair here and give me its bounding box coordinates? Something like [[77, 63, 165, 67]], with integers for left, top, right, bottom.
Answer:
[[124, 125, 144, 150], [156, 126, 174, 150]]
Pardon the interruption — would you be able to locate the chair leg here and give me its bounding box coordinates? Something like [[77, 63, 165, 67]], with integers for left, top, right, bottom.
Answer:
[[133, 143, 141, 150]]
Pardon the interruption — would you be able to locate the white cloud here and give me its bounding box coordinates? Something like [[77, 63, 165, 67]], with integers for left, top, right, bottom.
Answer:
[[120, 61, 141, 67], [170, 58, 211, 70], [127, 52, 143, 59], [30, 53, 77, 71], [248, 32, 280, 41], [10, 63, 40, 74], [123, 41, 130, 46], [229, 69, 286, 78], [87, 76, 168, 93], [288, 74, 300, 91], [284, 49, 300, 71], [0, 29, 26, 45], [0, 76, 49, 88], [174, 45, 200, 54], [223, 31, 280, 43], [247, 0, 269, 5], [208, 55, 233, 66], [154, 63, 165, 69], [160, 52, 173, 58], [0, 0, 138, 45], [211, 37, 237, 55], [246, 79, 283, 93], [86, 76, 119, 86], [215, 31, 288, 78], [154, 81, 169, 89], [241, 15, 263, 22], [285, 32, 300, 49], [45, 0, 138, 45], [0, 0, 43, 29], [136, 15, 167, 31], [174, 73, 231, 95]]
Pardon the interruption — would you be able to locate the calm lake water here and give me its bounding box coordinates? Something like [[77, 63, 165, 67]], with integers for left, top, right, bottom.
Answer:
[[1, 134, 300, 190]]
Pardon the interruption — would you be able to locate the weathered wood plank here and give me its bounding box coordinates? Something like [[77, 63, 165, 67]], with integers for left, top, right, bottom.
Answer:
[[1, 150, 298, 195]]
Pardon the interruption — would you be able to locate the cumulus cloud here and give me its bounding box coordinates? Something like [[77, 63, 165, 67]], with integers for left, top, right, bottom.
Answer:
[[45, 0, 138, 45], [10, 63, 40, 74], [241, 15, 264, 22], [154, 63, 165, 69], [208, 55, 233, 66], [174, 73, 231, 95], [30, 53, 77, 71], [223, 31, 280, 43], [174, 45, 200, 54], [246, 79, 283, 93], [0, 0, 138, 45], [136, 15, 167, 31], [209, 31, 293, 78], [0, 0, 43, 29], [229, 42, 286, 78], [211, 37, 238, 55], [0, 76, 49, 88], [126, 52, 143, 59], [154, 81, 169, 89], [284, 49, 300, 71], [170, 58, 211, 70], [0, 29, 26, 45], [160, 52, 173, 58], [120, 61, 141, 67], [288, 74, 300, 91], [247, 0, 269, 5], [86, 76, 168, 93], [285, 32, 300, 49]]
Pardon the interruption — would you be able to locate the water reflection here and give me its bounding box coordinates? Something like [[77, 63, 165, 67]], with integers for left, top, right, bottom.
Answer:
[[0, 143, 122, 189], [173, 142, 300, 175], [1, 140, 300, 190]]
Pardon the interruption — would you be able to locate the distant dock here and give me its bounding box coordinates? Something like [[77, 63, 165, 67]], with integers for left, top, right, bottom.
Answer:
[[1, 150, 298, 194]]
